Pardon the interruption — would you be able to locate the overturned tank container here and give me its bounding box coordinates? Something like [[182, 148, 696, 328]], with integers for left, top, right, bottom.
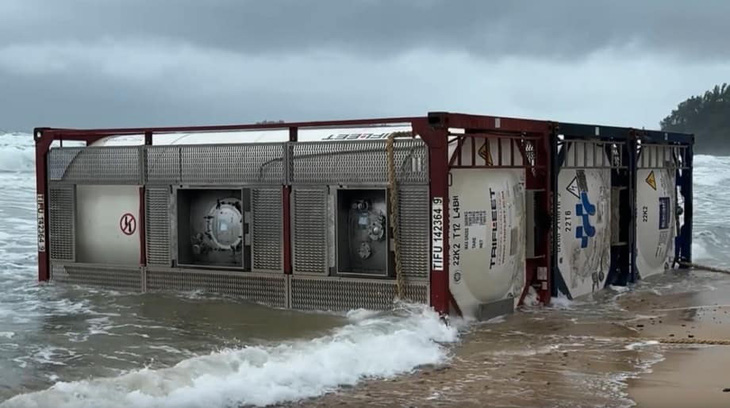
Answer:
[[633, 131, 693, 280], [551, 124, 694, 299], [34, 112, 693, 319]]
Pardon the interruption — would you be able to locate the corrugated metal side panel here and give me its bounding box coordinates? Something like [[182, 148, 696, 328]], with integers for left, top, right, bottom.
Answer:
[[289, 140, 428, 185], [399, 186, 429, 279], [49, 147, 142, 184], [290, 276, 428, 311], [252, 188, 282, 272], [180, 144, 285, 185], [48, 185, 75, 261], [146, 268, 287, 308], [146, 187, 171, 265], [52, 264, 142, 291], [146, 147, 181, 185], [292, 188, 328, 274]]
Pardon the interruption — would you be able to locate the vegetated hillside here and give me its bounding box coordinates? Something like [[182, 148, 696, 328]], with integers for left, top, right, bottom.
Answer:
[[661, 84, 730, 155]]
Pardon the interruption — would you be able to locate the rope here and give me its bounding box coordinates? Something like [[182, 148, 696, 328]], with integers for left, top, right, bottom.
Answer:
[[386, 133, 406, 299], [679, 261, 730, 275], [658, 337, 730, 346], [635, 261, 730, 346]]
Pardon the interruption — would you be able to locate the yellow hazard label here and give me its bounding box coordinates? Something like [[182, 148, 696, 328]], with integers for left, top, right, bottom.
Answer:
[[478, 142, 493, 166], [646, 170, 657, 190]]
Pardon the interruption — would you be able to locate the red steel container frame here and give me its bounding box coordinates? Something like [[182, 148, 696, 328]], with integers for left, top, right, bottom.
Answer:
[[34, 112, 554, 315]]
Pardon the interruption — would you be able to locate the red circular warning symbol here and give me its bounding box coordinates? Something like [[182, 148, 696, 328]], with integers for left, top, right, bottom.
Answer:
[[120, 213, 137, 236]]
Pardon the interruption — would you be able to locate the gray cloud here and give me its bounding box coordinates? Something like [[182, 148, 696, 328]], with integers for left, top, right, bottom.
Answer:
[[0, 52, 416, 130], [0, 0, 729, 131], [2, 0, 729, 60]]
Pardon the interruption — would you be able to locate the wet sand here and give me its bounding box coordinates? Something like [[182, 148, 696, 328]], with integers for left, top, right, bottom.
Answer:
[[629, 347, 730, 408], [287, 271, 730, 408], [626, 273, 730, 408]]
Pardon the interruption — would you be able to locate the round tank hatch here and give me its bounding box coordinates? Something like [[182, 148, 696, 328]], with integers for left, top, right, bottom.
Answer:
[[205, 199, 243, 250]]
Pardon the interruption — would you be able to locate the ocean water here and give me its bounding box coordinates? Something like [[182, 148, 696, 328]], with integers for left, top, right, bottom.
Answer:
[[0, 133, 726, 407], [0, 133, 460, 408]]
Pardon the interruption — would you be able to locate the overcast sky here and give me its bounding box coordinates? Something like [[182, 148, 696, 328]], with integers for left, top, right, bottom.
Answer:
[[1, 0, 728, 131]]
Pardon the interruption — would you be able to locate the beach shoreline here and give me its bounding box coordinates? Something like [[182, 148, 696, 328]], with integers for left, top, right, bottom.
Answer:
[[626, 272, 730, 408], [288, 271, 730, 408], [629, 347, 730, 408]]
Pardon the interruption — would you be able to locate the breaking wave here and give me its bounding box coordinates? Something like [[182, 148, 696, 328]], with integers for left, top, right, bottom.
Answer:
[[1, 305, 458, 408], [0, 133, 34, 173]]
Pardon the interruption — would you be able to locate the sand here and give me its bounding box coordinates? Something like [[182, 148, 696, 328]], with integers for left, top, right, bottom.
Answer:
[[286, 270, 730, 408], [629, 347, 730, 408], [626, 273, 730, 408]]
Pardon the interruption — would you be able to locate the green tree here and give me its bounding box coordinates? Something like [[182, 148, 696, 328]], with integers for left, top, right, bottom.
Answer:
[[661, 84, 730, 154]]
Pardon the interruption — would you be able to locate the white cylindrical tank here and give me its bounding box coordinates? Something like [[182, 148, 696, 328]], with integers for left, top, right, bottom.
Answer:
[[636, 145, 677, 278], [89, 125, 414, 147], [556, 142, 611, 298], [448, 138, 527, 319], [73, 125, 413, 266]]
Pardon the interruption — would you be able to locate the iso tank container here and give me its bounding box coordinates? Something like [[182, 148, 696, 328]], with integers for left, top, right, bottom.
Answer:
[[37, 113, 553, 319], [552, 124, 629, 300], [551, 125, 694, 299], [34, 112, 692, 319], [633, 131, 693, 280]]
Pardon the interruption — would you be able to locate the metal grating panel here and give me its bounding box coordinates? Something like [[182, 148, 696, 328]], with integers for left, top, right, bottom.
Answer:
[[291, 276, 428, 311], [48, 185, 75, 261], [52, 263, 142, 291], [49, 147, 142, 184], [48, 148, 80, 181], [252, 188, 282, 272], [180, 144, 285, 184], [146, 187, 171, 265], [399, 186, 430, 278], [289, 140, 428, 185], [146, 268, 287, 308], [292, 188, 328, 274], [146, 147, 181, 185]]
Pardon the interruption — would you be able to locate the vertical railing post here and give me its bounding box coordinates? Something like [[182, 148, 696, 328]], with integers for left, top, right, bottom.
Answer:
[[678, 140, 693, 264], [628, 131, 638, 282], [139, 186, 147, 266], [139, 131, 152, 267], [284, 127, 297, 275], [415, 116, 450, 315], [283, 186, 292, 274], [539, 128, 553, 304], [549, 125, 560, 298], [34, 130, 53, 281]]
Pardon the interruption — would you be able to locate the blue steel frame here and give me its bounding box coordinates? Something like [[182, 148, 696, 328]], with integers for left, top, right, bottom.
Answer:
[[632, 130, 694, 277], [551, 123, 633, 298]]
